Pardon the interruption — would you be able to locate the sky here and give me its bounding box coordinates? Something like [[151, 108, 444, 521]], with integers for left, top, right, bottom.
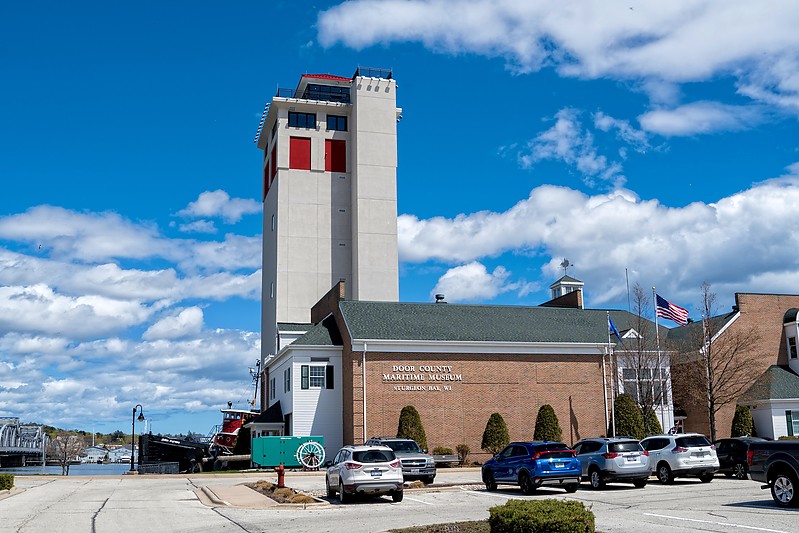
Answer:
[[2, 1, 799, 435]]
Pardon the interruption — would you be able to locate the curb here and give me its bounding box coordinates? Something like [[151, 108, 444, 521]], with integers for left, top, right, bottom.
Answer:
[[200, 486, 229, 506]]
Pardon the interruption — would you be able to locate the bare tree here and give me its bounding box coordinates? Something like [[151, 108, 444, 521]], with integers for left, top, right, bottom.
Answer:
[[672, 282, 762, 441], [615, 283, 670, 435], [47, 432, 86, 475]]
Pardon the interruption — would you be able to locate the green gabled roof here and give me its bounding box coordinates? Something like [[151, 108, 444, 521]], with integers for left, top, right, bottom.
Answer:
[[665, 311, 738, 349], [278, 322, 313, 331], [292, 315, 343, 346], [741, 365, 799, 402], [337, 300, 653, 344]]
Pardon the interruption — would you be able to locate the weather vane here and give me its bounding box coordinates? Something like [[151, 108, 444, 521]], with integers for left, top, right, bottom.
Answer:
[[560, 259, 571, 275]]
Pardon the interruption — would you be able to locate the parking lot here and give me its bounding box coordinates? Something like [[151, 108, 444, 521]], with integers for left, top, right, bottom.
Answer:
[[2, 470, 797, 533]]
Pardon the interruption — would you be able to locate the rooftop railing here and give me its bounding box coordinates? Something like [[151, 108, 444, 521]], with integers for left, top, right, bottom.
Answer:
[[275, 87, 351, 104], [354, 66, 392, 79]]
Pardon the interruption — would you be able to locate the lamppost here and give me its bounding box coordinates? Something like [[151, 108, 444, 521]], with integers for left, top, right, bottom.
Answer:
[[130, 404, 144, 473]]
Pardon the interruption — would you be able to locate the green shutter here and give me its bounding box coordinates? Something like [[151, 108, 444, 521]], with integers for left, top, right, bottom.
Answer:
[[301, 365, 309, 390], [787, 411, 794, 437], [326, 365, 334, 389]]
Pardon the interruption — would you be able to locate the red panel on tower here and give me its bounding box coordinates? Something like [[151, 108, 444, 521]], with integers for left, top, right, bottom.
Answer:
[[325, 139, 346, 173], [289, 137, 311, 170]]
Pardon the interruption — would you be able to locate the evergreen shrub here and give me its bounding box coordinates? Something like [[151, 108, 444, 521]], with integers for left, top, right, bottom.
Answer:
[[643, 407, 663, 436], [488, 500, 595, 533], [397, 405, 428, 450], [614, 393, 645, 440], [533, 404, 563, 441], [481, 413, 510, 455], [0, 474, 13, 491], [432, 446, 454, 455], [731, 405, 754, 437]]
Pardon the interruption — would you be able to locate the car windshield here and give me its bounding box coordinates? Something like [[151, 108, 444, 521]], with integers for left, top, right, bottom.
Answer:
[[352, 449, 395, 463], [676, 436, 711, 448], [385, 440, 421, 453], [537, 450, 574, 459], [609, 441, 642, 453], [536, 442, 568, 452]]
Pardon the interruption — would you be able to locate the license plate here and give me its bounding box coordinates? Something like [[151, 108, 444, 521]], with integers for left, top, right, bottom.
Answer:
[[554, 462, 565, 469], [626, 456, 639, 462], [371, 469, 382, 477], [411, 469, 420, 473]]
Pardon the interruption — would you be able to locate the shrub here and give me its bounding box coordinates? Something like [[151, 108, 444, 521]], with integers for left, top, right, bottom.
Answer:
[[489, 499, 595, 533], [731, 405, 754, 437], [0, 474, 13, 491], [614, 393, 645, 440], [397, 405, 428, 450], [642, 406, 663, 436], [456, 443, 471, 466], [432, 446, 454, 455], [533, 404, 563, 442], [481, 413, 510, 455]]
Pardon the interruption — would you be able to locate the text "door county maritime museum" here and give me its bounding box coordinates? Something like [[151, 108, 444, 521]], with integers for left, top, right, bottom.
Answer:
[[383, 365, 463, 392]]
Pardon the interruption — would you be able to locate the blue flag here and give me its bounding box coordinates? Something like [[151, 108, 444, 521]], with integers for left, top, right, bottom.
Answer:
[[608, 315, 623, 343]]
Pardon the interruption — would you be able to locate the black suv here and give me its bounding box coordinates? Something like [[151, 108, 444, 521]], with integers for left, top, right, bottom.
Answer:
[[364, 437, 436, 484], [713, 437, 766, 479]]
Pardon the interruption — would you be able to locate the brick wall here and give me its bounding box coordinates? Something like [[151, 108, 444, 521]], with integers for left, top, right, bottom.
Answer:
[[343, 349, 609, 462]]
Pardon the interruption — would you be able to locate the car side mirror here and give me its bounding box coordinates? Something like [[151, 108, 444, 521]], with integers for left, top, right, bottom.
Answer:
[[322, 460, 332, 467], [422, 448, 428, 454]]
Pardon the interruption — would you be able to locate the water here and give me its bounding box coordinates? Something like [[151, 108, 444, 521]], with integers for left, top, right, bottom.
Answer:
[[0, 463, 133, 476]]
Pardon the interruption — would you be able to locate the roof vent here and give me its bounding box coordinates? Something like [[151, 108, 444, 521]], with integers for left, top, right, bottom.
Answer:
[[435, 294, 447, 304]]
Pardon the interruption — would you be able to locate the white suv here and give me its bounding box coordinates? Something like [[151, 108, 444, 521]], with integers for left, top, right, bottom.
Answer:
[[640, 433, 719, 484], [325, 445, 404, 503]]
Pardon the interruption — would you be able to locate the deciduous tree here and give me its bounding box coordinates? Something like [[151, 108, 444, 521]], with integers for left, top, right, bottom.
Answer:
[[47, 432, 86, 476]]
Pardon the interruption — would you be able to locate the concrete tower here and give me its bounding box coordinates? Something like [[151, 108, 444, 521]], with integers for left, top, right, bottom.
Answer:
[[255, 67, 401, 376]]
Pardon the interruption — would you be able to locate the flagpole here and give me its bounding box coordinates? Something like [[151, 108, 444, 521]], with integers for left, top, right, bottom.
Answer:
[[608, 312, 616, 437], [653, 287, 666, 432], [603, 312, 610, 436]]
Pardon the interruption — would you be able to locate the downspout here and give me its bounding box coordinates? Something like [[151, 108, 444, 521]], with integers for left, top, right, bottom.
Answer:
[[362, 342, 368, 443], [602, 348, 609, 436]]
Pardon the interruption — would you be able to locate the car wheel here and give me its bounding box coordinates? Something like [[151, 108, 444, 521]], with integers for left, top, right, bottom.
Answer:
[[699, 472, 714, 483], [391, 490, 403, 503], [339, 478, 350, 504], [657, 463, 674, 485], [633, 478, 648, 489], [423, 476, 435, 485], [326, 477, 335, 498], [564, 483, 579, 493], [482, 470, 497, 491], [589, 468, 605, 489], [733, 462, 747, 480], [519, 471, 536, 495], [771, 471, 799, 507]]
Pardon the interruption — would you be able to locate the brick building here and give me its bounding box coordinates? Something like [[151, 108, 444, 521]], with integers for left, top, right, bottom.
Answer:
[[263, 281, 674, 461], [669, 293, 799, 439]]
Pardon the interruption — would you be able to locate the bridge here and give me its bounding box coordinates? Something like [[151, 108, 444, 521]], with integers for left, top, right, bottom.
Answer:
[[0, 418, 48, 467]]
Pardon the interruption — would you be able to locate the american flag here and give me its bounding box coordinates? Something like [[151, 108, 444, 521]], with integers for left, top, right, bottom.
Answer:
[[656, 294, 689, 326]]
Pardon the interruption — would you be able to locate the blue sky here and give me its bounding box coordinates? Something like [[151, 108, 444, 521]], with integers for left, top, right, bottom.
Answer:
[[2, 1, 799, 435]]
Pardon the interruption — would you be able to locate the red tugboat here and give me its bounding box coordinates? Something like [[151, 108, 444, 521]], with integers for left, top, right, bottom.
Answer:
[[212, 402, 257, 452]]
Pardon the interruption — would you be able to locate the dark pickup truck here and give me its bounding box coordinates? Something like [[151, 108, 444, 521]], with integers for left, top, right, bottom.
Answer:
[[748, 440, 799, 507]]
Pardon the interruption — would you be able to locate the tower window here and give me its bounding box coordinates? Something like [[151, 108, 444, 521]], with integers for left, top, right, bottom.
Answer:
[[326, 115, 347, 131], [288, 112, 316, 129], [789, 337, 797, 359]]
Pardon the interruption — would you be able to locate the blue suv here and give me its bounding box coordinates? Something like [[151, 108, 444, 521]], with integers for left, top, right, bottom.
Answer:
[[482, 441, 581, 494]]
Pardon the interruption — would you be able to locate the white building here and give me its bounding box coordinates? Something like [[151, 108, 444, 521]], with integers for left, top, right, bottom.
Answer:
[[255, 67, 401, 391]]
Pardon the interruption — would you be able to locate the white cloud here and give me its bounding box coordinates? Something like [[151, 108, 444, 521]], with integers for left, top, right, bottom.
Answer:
[[639, 101, 763, 136], [399, 164, 799, 304], [318, 1, 799, 114], [178, 220, 218, 234], [518, 109, 626, 187], [593, 112, 649, 151], [143, 307, 204, 341], [177, 190, 261, 224], [430, 262, 536, 303]]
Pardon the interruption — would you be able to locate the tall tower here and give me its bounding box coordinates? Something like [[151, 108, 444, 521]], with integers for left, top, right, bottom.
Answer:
[[256, 67, 401, 368]]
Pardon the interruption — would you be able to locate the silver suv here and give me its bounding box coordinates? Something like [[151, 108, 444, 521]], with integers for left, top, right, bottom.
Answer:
[[573, 437, 651, 489], [640, 433, 719, 484], [325, 445, 404, 503], [365, 436, 436, 484]]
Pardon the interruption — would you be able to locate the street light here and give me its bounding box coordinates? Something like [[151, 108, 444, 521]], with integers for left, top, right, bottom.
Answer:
[[130, 404, 144, 473]]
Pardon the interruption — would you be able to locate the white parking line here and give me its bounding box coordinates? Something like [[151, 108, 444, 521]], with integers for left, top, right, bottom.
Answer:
[[460, 489, 514, 500], [404, 496, 434, 505], [643, 512, 789, 533]]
